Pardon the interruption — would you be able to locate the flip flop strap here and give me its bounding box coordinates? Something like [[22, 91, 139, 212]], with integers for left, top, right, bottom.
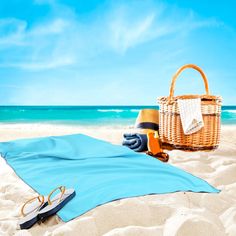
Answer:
[[48, 186, 66, 205], [21, 195, 44, 217]]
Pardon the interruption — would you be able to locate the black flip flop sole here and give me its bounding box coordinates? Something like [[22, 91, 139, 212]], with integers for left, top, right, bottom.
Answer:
[[19, 201, 48, 229], [38, 190, 76, 221], [19, 215, 38, 230]]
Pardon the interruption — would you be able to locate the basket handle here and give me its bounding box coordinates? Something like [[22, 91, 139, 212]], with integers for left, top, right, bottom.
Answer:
[[169, 64, 210, 101]]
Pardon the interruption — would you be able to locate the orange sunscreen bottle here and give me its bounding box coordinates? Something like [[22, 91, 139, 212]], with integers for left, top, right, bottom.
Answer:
[[147, 131, 162, 155]]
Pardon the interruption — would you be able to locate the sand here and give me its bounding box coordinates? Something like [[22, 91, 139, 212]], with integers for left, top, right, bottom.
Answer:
[[0, 124, 235, 236]]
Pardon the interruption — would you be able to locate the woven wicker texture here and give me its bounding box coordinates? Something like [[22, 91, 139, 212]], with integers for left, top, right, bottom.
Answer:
[[158, 64, 222, 151]]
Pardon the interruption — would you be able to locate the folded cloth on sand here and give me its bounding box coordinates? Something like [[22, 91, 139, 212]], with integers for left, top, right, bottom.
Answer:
[[0, 134, 219, 222], [122, 133, 147, 152]]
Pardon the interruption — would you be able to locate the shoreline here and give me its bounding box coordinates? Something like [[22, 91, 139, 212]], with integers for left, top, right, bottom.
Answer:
[[0, 122, 235, 129], [0, 122, 235, 141]]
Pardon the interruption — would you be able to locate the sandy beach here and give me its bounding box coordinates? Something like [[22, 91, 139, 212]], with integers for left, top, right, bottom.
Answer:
[[0, 124, 235, 236]]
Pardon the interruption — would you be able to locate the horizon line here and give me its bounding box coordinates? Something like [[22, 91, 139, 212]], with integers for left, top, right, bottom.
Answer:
[[0, 105, 235, 108]]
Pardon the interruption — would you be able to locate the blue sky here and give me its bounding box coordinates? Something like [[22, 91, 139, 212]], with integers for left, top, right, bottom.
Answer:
[[0, 0, 235, 105]]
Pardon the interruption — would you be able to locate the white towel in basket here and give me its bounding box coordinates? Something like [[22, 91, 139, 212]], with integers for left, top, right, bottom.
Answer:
[[177, 98, 204, 135]]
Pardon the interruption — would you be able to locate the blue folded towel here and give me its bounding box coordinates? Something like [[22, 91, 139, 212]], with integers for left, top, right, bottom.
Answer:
[[122, 133, 148, 152], [0, 134, 219, 222]]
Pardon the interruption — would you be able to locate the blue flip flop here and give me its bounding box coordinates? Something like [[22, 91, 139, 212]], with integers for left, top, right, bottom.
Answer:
[[18, 195, 48, 230], [18, 186, 75, 229], [38, 186, 75, 221]]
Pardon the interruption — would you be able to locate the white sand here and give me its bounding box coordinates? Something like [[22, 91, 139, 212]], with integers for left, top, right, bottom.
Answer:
[[0, 124, 235, 236]]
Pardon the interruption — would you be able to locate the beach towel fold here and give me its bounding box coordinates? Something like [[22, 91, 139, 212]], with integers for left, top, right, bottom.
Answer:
[[0, 134, 219, 222], [122, 133, 148, 152]]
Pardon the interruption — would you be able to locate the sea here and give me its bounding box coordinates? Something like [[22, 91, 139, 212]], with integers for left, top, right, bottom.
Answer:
[[0, 106, 236, 126]]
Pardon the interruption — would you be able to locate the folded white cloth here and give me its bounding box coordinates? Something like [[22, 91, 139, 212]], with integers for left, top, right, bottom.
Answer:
[[177, 98, 204, 135]]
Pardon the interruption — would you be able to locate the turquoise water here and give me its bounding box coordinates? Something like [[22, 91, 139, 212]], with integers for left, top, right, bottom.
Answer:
[[0, 106, 235, 126]]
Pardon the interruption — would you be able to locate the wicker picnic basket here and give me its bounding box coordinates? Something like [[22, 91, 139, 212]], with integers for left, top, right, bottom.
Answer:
[[158, 64, 222, 151]]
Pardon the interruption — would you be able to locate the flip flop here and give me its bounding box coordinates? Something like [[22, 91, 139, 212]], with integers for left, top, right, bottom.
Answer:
[[18, 195, 48, 230], [38, 186, 75, 221]]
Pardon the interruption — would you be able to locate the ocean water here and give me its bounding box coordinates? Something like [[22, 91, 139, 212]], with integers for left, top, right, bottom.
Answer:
[[0, 106, 235, 126]]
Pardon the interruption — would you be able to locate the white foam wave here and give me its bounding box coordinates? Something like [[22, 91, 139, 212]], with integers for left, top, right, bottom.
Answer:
[[130, 109, 140, 112], [97, 109, 124, 113], [223, 110, 236, 113]]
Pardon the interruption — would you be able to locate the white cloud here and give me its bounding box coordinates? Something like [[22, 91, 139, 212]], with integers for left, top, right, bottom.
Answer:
[[109, 12, 156, 53], [106, 3, 222, 54], [0, 1, 223, 71], [0, 17, 75, 70], [0, 56, 74, 70], [0, 18, 27, 46], [30, 18, 68, 36]]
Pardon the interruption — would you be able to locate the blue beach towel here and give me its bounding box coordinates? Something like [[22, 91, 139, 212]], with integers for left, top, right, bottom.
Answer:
[[122, 133, 148, 152], [0, 134, 219, 222]]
